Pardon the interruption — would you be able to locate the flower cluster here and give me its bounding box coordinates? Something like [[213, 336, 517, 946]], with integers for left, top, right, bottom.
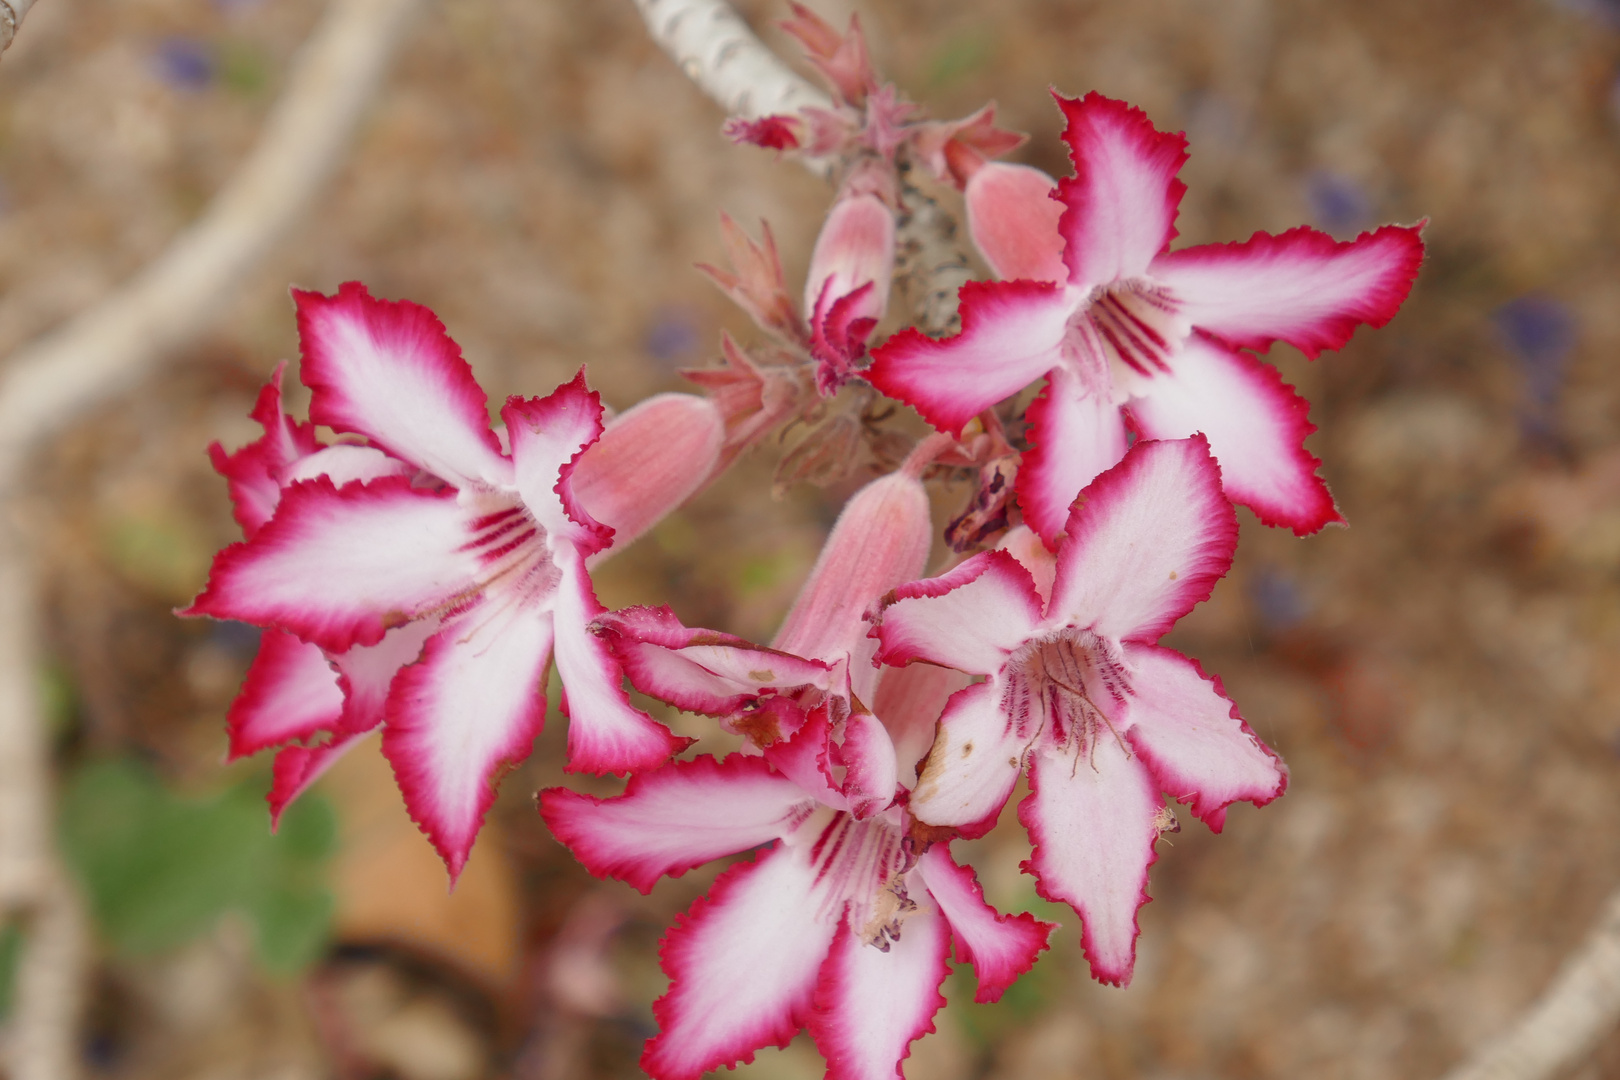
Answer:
[[190, 8, 1423, 1078]]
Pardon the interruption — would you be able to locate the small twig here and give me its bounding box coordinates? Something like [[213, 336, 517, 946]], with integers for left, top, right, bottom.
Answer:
[[1440, 887, 1620, 1080], [0, 0, 36, 57]]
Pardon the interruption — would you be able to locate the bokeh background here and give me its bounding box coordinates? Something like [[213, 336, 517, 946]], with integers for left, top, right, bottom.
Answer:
[[3, 0, 1620, 1077]]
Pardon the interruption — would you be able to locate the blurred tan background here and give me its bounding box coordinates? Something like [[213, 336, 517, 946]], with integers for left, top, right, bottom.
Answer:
[[3, 0, 1620, 1077]]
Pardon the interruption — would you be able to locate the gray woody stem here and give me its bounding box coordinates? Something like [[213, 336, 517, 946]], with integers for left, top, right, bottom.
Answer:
[[0, 0, 421, 1076]]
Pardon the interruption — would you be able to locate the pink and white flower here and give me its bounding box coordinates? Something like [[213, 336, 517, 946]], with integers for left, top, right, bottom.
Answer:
[[868, 91, 1425, 543], [189, 283, 719, 876], [872, 437, 1287, 985], [541, 741, 1051, 1080]]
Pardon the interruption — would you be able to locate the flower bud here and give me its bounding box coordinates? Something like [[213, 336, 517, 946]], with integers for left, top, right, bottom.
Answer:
[[964, 161, 1066, 284], [571, 393, 723, 558]]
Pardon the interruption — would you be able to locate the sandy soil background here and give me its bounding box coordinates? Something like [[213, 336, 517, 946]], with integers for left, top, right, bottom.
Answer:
[[4, 0, 1620, 1077]]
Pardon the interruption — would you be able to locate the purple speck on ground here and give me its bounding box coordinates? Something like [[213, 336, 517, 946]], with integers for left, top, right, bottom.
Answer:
[[644, 306, 702, 363], [1495, 295, 1576, 441], [1249, 566, 1309, 632], [153, 38, 214, 90], [1305, 171, 1371, 238]]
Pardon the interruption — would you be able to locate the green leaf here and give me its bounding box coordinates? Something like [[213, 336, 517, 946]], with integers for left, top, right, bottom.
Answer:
[[58, 757, 337, 974]]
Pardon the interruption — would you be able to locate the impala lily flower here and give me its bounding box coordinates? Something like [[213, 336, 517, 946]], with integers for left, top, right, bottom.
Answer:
[[541, 740, 1051, 1080], [189, 283, 717, 875], [873, 437, 1287, 985], [869, 91, 1425, 544]]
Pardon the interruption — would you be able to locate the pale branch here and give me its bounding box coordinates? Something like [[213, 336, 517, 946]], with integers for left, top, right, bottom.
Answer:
[[1440, 887, 1620, 1080], [0, 0, 422, 1075], [0, 0, 425, 481], [629, 0, 832, 133], [0, 0, 36, 57]]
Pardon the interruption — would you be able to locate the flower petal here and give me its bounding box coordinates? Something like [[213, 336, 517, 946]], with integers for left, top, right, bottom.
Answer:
[[1048, 437, 1238, 643], [774, 472, 932, 666], [875, 549, 1041, 676], [539, 754, 814, 894], [552, 553, 690, 774], [572, 394, 723, 558], [908, 681, 1024, 838], [867, 280, 1072, 437], [598, 607, 833, 716], [1054, 92, 1188, 288], [382, 603, 552, 880], [295, 282, 508, 487], [331, 618, 438, 731], [1016, 365, 1130, 547], [209, 362, 321, 538], [915, 845, 1052, 1003], [1126, 334, 1340, 534], [643, 846, 838, 1080], [1151, 223, 1425, 359], [1121, 643, 1286, 831], [965, 162, 1067, 284], [807, 904, 950, 1080], [280, 443, 412, 488], [839, 710, 900, 821], [267, 729, 371, 827], [870, 663, 972, 787], [503, 373, 614, 556], [1020, 737, 1162, 986], [184, 476, 477, 653], [226, 629, 342, 759]]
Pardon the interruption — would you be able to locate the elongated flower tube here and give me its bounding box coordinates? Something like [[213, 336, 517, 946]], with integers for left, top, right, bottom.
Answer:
[[873, 437, 1287, 986], [189, 283, 721, 876], [870, 91, 1425, 544], [541, 732, 1051, 1080]]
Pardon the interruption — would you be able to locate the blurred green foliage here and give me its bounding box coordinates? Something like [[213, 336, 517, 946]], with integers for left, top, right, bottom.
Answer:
[[219, 41, 272, 98], [925, 32, 995, 89], [0, 921, 19, 1019], [58, 758, 337, 974], [101, 510, 212, 604]]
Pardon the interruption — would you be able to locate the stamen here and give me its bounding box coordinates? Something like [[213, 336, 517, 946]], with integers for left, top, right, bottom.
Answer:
[[1072, 280, 1186, 380], [1002, 629, 1136, 763]]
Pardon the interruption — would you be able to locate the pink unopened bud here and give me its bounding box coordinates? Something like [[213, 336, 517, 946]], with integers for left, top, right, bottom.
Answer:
[[571, 393, 723, 559], [964, 162, 1067, 284], [804, 163, 898, 395], [772, 470, 932, 687], [804, 192, 896, 330]]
